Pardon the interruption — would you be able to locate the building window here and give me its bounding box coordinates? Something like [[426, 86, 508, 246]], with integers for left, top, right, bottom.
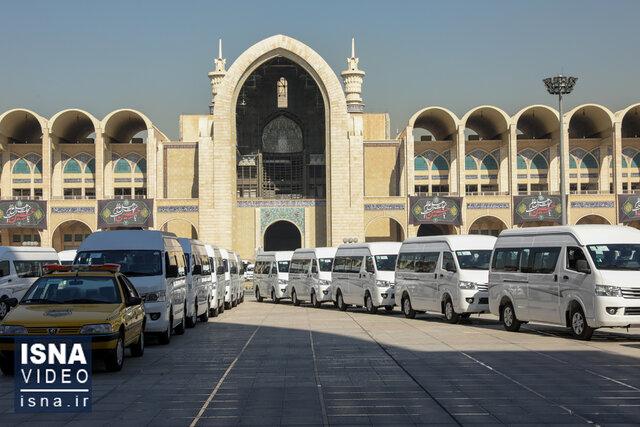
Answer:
[[465, 184, 478, 194], [134, 188, 147, 198], [432, 184, 449, 194], [277, 77, 288, 108], [64, 188, 82, 200], [518, 184, 528, 194], [481, 184, 498, 193], [115, 188, 132, 198], [63, 234, 72, 243], [33, 189, 42, 199], [530, 183, 548, 192], [85, 188, 95, 199], [13, 189, 30, 199]]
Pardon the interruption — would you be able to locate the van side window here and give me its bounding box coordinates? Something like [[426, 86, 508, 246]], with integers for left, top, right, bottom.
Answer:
[[566, 247, 587, 271], [397, 253, 415, 271], [415, 252, 439, 273], [349, 257, 363, 273], [0, 260, 9, 277], [365, 256, 375, 273], [530, 247, 561, 274], [442, 252, 455, 270], [311, 260, 318, 274], [493, 248, 529, 272]]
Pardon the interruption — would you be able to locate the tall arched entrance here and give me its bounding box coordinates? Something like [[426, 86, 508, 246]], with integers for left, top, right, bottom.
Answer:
[[576, 215, 610, 225], [365, 217, 404, 242], [417, 224, 455, 237], [161, 219, 198, 239], [469, 216, 507, 236], [51, 221, 92, 252], [263, 221, 301, 251]]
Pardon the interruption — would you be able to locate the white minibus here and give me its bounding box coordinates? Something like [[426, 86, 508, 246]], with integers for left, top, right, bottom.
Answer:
[[395, 235, 496, 322], [489, 225, 640, 340], [332, 242, 401, 313], [76, 230, 187, 344], [204, 244, 225, 317], [179, 238, 212, 327], [253, 251, 293, 303], [230, 251, 242, 305], [58, 249, 77, 266], [219, 248, 236, 309], [0, 247, 59, 319], [288, 247, 337, 307]]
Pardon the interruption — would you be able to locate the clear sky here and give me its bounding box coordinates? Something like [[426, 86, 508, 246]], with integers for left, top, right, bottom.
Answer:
[[1, 0, 639, 140]]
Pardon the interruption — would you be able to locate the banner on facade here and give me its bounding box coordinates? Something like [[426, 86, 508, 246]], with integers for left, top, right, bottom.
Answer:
[[97, 199, 153, 229], [618, 194, 640, 223], [0, 200, 47, 229], [513, 195, 562, 224], [409, 196, 462, 225]]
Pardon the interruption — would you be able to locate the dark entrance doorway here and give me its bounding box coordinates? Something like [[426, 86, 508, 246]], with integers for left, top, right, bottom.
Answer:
[[264, 221, 302, 251], [417, 224, 454, 237]]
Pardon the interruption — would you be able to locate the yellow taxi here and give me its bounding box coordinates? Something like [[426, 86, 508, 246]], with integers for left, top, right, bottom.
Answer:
[[0, 264, 145, 374]]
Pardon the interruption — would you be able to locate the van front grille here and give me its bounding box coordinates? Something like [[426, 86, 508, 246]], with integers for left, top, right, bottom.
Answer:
[[476, 284, 488, 292], [624, 307, 640, 316], [621, 288, 640, 299]]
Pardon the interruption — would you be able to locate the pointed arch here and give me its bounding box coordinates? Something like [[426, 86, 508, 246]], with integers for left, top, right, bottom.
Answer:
[[465, 155, 478, 170], [13, 158, 30, 174], [431, 155, 449, 171], [63, 158, 82, 174], [414, 156, 429, 171], [114, 158, 131, 174], [480, 155, 498, 171], [530, 154, 548, 170], [517, 155, 527, 170], [580, 153, 598, 169]]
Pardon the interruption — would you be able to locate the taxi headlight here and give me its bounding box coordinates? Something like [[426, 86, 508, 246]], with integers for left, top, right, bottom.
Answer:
[[80, 324, 113, 334], [459, 281, 477, 290], [595, 285, 622, 297], [143, 291, 166, 303], [0, 325, 26, 335]]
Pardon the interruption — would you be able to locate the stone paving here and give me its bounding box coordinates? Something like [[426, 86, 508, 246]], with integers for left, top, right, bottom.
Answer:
[[2, 296, 640, 426]]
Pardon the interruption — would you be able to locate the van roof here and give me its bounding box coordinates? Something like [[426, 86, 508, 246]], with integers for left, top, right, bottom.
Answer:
[[336, 242, 401, 256], [498, 225, 640, 245], [77, 230, 177, 251], [292, 247, 338, 258], [402, 235, 496, 251], [257, 251, 294, 261], [0, 246, 58, 258]]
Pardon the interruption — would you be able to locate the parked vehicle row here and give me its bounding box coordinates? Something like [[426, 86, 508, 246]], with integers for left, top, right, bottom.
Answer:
[[254, 225, 640, 341], [0, 230, 247, 375]]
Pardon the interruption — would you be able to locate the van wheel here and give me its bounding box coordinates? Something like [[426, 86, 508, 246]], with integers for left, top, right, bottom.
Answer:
[[232, 295, 238, 307], [0, 354, 14, 376], [104, 333, 125, 372], [336, 292, 348, 311], [444, 297, 459, 324], [199, 302, 209, 322], [0, 300, 8, 320], [186, 302, 197, 328], [219, 300, 225, 313], [210, 306, 219, 318], [239, 292, 245, 303], [311, 291, 321, 308], [271, 288, 280, 304], [255, 288, 263, 302], [365, 293, 377, 314], [570, 305, 594, 340], [131, 327, 145, 357], [501, 301, 521, 332], [292, 289, 300, 306], [174, 311, 186, 335], [159, 313, 172, 345], [402, 297, 416, 319]]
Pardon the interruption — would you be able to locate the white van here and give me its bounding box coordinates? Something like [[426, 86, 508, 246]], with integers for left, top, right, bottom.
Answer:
[[204, 244, 225, 317], [179, 238, 212, 327], [76, 230, 187, 344], [288, 247, 337, 307], [332, 242, 401, 313], [395, 235, 496, 322], [219, 248, 236, 309], [230, 251, 243, 305], [253, 251, 293, 303], [0, 247, 60, 319], [58, 249, 77, 266], [489, 225, 640, 340]]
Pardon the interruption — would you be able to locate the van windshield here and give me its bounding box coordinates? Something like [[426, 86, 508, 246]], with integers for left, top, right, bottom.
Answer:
[[587, 244, 640, 270], [277, 261, 290, 273], [76, 250, 162, 276], [455, 250, 492, 270], [375, 255, 397, 271], [14, 260, 59, 278], [318, 258, 333, 272]]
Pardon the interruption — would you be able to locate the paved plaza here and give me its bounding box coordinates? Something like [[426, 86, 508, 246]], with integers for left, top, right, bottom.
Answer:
[[2, 294, 640, 426]]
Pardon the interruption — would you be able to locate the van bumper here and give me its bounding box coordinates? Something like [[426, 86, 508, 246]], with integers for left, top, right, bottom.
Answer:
[[591, 298, 640, 328], [373, 286, 395, 307], [457, 290, 489, 314], [317, 284, 332, 302], [143, 301, 171, 333]]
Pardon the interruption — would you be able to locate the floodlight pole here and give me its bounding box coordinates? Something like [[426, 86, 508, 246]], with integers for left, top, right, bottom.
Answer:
[[543, 75, 577, 226]]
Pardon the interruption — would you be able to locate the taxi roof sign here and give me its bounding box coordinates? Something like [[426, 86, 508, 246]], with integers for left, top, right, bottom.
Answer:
[[42, 264, 121, 274]]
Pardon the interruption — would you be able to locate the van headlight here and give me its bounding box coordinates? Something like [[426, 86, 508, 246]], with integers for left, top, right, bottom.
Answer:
[[0, 325, 26, 335], [376, 280, 391, 288], [80, 324, 113, 334], [278, 279, 288, 285], [320, 280, 331, 286], [143, 291, 166, 302], [595, 285, 622, 297], [459, 281, 477, 290]]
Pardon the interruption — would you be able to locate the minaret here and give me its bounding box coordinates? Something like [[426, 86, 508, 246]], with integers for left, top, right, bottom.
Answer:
[[208, 38, 227, 114], [341, 38, 365, 113]]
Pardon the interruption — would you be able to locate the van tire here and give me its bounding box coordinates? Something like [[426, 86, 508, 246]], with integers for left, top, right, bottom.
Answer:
[[402, 297, 416, 319], [271, 288, 280, 304], [443, 297, 459, 324], [210, 306, 219, 317], [186, 302, 197, 328], [174, 311, 186, 335], [365, 293, 377, 314], [255, 288, 263, 302], [501, 301, 521, 332], [104, 333, 125, 372], [292, 289, 300, 306], [131, 327, 145, 357], [570, 305, 594, 340], [219, 301, 225, 313], [311, 291, 321, 308], [385, 306, 393, 313], [232, 295, 238, 307], [199, 302, 209, 322], [336, 291, 347, 311], [159, 313, 172, 345]]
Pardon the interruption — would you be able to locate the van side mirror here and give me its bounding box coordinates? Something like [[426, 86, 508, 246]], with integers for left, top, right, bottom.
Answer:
[[192, 265, 202, 275], [166, 265, 179, 278], [575, 259, 591, 274], [445, 262, 457, 273], [217, 266, 225, 275]]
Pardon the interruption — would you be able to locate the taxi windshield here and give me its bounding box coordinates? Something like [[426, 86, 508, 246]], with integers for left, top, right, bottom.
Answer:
[[21, 276, 121, 304], [75, 250, 162, 276]]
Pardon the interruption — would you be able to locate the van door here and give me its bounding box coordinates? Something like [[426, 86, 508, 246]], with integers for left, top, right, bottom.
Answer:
[[414, 251, 440, 311], [563, 246, 593, 316], [526, 246, 562, 323], [438, 251, 457, 308]]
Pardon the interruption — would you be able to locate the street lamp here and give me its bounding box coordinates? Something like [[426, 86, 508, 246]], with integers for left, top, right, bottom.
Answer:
[[543, 75, 578, 226]]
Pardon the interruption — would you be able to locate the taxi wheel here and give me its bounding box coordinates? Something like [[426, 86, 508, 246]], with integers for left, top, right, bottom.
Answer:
[[105, 333, 125, 372], [131, 328, 145, 357], [0, 354, 14, 376], [186, 302, 197, 328], [311, 291, 321, 308], [199, 302, 209, 323]]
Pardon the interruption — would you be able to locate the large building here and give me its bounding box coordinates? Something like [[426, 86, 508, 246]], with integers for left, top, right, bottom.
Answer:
[[1, 35, 640, 260]]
